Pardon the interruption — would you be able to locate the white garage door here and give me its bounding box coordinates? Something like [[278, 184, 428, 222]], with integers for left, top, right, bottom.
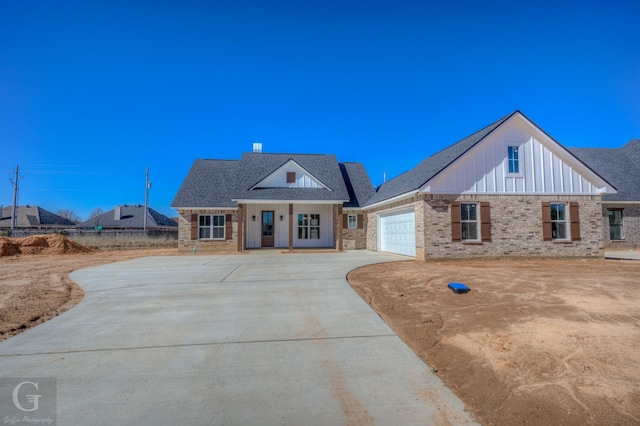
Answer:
[[378, 209, 416, 257]]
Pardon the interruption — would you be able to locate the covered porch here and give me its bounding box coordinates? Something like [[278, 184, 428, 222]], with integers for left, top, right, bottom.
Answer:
[[238, 202, 344, 251]]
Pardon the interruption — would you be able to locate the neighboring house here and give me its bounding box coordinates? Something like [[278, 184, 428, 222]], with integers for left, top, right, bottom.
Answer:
[[173, 111, 621, 259], [364, 111, 616, 259], [171, 153, 373, 252], [571, 140, 640, 249], [75, 205, 178, 231], [0, 205, 75, 232]]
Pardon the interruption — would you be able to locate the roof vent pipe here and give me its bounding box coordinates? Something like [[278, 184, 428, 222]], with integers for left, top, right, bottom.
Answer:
[[253, 142, 262, 153]]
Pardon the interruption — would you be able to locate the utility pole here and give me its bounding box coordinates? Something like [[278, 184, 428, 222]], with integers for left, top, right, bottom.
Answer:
[[11, 165, 19, 231], [143, 168, 150, 232]]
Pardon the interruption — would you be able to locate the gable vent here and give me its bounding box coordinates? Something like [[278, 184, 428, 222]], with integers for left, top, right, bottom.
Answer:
[[253, 142, 262, 153]]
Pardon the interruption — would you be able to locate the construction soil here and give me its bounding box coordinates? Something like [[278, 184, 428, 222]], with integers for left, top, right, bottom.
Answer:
[[348, 258, 640, 425], [0, 234, 97, 257], [3, 242, 639, 425], [0, 237, 178, 341]]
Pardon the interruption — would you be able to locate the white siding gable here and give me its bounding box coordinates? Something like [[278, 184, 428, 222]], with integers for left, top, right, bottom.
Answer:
[[424, 113, 616, 195], [251, 159, 328, 189]]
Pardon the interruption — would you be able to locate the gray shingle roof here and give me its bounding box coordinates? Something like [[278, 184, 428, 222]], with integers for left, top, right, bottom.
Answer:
[[0, 205, 75, 228], [365, 111, 515, 206], [339, 162, 375, 208], [172, 153, 372, 208], [172, 160, 240, 208], [235, 153, 349, 201], [570, 139, 640, 202], [75, 205, 177, 229]]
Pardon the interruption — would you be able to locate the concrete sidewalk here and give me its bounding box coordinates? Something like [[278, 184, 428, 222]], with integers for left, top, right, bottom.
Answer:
[[0, 251, 478, 425], [605, 250, 640, 260]]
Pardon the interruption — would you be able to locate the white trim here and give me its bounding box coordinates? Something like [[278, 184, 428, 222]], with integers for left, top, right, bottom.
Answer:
[[249, 159, 332, 191], [601, 201, 640, 205], [459, 202, 480, 242], [417, 111, 616, 196], [232, 199, 346, 204], [516, 112, 617, 192], [347, 214, 358, 229], [364, 191, 420, 209], [423, 190, 611, 196], [198, 213, 226, 240], [176, 207, 238, 210]]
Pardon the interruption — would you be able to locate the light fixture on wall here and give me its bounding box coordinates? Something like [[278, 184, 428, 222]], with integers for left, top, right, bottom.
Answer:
[[252, 215, 256, 221], [280, 215, 284, 221]]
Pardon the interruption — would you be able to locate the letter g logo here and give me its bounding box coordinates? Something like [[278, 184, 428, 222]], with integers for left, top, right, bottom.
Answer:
[[12, 381, 41, 412]]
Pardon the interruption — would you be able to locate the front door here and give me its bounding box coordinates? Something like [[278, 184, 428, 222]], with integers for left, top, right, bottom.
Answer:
[[261, 211, 274, 247]]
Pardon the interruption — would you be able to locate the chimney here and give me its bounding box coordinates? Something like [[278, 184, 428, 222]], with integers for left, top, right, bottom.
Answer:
[[114, 205, 122, 221], [252, 142, 262, 153]]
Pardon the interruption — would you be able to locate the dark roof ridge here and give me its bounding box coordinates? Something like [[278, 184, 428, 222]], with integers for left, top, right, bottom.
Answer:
[[365, 111, 518, 206], [426, 110, 518, 160], [241, 152, 337, 157]]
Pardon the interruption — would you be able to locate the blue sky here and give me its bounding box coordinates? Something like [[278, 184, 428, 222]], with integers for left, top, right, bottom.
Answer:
[[1, 1, 638, 221]]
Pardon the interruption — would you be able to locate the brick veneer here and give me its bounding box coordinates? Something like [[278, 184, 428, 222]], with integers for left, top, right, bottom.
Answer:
[[367, 194, 604, 260], [342, 209, 367, 250], [177, 209, 238, 252], [602, 203, 640, 250]]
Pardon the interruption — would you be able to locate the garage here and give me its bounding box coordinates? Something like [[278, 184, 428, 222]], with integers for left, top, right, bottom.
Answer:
[[378, 208, 416, 257]]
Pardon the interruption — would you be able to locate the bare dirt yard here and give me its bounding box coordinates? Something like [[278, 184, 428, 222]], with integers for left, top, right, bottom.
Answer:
[[348, 258, 640, 425], [0, 235, 177, 342], [3, 238, 639, 425]]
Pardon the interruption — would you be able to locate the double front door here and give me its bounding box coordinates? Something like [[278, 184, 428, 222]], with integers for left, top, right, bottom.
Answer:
[[261, 211, 274, 247]]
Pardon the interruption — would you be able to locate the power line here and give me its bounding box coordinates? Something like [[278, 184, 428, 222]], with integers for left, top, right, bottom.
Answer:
[[10, 165, 20, 231]]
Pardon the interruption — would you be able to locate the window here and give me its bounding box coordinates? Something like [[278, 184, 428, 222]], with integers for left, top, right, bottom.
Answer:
[[550, 203, 567, 240], [286, 172, 296, 184], [508, 146, 520, 174], [298, 213, 320, 239], [460, 203, 478, 241], [608, 210, 624, 240], [199, 214, 225, 239], [348, 214, 357, 229]]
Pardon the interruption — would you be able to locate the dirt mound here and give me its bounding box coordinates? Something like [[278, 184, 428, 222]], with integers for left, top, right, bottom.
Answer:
[[0, 234, 94, 257], [0, 238, 20, 256]]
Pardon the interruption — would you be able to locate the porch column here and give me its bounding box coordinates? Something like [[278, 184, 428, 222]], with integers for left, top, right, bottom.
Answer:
[[237, 203, 244, 252], [337, 205, 343, 251], [288, 204, 294, 252]]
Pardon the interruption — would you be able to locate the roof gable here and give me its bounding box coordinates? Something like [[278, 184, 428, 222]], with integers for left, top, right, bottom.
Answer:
[[365, 112, 514, 206], [366, 111, 616, 206], [172, 153, 354, 207], [250, 159, 329, 190], [425, 112, 616, 195]]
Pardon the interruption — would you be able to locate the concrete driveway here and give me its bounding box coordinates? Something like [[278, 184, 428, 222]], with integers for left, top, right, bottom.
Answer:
[[0, 251, 478, 425]]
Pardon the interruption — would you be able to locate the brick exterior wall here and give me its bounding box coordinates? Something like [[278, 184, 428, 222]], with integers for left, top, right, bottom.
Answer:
[[602, 203, 640, 250], [366, 194, 604, 260], [177, 209, 238, 253], [342, 209, 367, 250]]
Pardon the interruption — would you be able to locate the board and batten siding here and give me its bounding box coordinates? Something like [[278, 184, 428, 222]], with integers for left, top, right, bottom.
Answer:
[[244, 203, 334, 248], [426, 116, 608, 195], [254, 160, 325, 189]]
